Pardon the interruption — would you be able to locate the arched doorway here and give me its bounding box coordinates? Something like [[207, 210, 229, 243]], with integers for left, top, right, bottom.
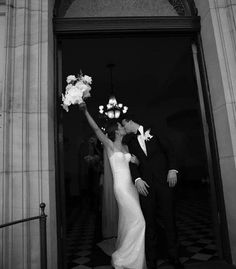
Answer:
[[53, 4, 231, 269]]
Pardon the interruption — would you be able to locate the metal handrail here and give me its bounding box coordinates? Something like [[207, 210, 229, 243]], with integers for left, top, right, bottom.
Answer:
[[0, 203, 47, 269]]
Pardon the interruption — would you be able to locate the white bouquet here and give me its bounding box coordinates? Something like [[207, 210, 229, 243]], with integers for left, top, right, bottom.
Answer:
[[61, 71, 92, 112]]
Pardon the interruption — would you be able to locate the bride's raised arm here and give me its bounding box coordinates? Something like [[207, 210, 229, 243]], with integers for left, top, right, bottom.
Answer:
[[79, 102, 112, 150]]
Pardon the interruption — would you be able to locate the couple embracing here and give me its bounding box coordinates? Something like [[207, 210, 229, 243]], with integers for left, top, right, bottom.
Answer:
[[80, 102, 183, 269]]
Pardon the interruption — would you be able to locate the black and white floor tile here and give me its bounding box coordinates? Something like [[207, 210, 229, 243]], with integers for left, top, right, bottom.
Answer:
[[66, 185, 219, 268], [66, 208, 112, 269], [174, 197, 219, 266]]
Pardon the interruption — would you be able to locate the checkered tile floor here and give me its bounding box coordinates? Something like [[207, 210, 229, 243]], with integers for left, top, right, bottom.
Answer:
[[175, 199, 219, 265], [66, 185, 220, 268], [66, 208, 112, 269]]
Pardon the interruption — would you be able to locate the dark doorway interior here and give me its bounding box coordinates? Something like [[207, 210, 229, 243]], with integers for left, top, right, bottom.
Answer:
[[60, 35, 220, 268]]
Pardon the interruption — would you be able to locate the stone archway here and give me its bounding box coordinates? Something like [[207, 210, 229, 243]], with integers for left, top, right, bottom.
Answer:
[[54, 0, 197, 17]]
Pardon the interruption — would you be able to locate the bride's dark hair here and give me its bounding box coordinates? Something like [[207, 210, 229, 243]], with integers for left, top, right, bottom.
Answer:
[[105, 120, 120, 142]]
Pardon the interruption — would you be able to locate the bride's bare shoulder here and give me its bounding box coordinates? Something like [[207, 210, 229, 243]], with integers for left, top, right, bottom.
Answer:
[[105, 142, 115, 156]]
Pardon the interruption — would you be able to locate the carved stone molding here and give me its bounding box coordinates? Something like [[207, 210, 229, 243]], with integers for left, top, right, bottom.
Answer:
[[168, 0, 186, 15], [168, 0, 198, 16], [54, 16, 200, 35]]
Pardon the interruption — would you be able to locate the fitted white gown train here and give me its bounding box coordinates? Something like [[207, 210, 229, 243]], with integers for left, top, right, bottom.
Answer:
[[108, 151, 146, 269]]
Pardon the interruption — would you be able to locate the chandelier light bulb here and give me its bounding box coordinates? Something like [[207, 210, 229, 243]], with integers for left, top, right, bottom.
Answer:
[[107, 110, 115, 118], [123, 106, 128, 113], [115, 110, 121, 118], [109, 96, 117, 105]]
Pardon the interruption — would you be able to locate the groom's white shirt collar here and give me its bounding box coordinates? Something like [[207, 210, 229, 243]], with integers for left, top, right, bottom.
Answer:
[[136, 125, 147, 156], [138, 125, 144, 136]]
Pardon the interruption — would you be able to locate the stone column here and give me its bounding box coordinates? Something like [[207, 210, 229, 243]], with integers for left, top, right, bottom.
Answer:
[[195, 0, 236, 264], [0, 0, 57, 268], [0, 1, 6, 268]]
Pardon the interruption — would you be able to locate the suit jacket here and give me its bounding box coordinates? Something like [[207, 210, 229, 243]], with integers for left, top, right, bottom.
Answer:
[[125, 126, 178, 185]]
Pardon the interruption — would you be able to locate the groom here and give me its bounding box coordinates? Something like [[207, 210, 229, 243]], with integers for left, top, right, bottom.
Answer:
[[122, 117, 184, 269]]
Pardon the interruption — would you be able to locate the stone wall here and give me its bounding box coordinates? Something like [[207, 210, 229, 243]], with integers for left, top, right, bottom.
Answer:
[[0, 0, 57, 268], [0, 5, 6, 266], [195, 0, 236, 264]]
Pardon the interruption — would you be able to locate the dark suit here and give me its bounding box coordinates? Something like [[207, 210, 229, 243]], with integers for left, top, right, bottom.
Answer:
[[125, 127, 178, 263]]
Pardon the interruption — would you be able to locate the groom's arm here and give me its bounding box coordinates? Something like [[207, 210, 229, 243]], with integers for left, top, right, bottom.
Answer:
[[156, 131, 179, 187], [129, 162, 150, 196], [155, 131, 178, 171], [129, 162, 141, 184], [123, 134, 146, 188]]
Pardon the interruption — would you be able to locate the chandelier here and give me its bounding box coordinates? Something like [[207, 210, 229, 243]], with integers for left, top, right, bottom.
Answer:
[[99, 64, 128, 119]]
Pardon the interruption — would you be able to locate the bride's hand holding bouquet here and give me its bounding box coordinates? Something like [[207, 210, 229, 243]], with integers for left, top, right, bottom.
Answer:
[[78, 101, 87, 112]]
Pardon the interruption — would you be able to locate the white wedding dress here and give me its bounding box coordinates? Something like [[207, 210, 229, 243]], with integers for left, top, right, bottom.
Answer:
[[108, 151, 146, 269]]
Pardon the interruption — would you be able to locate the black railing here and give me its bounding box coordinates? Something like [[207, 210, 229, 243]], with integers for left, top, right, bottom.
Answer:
[[0, 203, 47, 269]]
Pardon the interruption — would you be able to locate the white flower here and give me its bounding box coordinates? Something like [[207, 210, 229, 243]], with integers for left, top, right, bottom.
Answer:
[[62, 94, 71, 106], [65, 84, 72, 94], [67, 86, 83, 104], [144, 129, 153, 141], [68, 85, 82, 96], [75, 81, 88, 92], [66, 75, 77, 84], [82, 75, 92, 84], [83, 86, 91, 99]]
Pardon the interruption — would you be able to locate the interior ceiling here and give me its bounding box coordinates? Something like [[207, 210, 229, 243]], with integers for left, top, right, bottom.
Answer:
[[62, 35, 196, 114]]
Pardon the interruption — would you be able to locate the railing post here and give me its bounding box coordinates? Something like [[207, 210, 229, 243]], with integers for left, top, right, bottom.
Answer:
[[39, 203, 47, 269]]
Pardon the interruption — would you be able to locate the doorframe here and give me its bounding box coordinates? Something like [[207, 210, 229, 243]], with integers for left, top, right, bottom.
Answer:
[[54, 34, 67, 269], [53, 16, 231, 268], [193, 34, 232, 263], [53, 16, 200, 34]]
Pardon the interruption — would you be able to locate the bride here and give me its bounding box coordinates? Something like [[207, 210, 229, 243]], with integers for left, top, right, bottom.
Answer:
[[79, 102, 146, 269]]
